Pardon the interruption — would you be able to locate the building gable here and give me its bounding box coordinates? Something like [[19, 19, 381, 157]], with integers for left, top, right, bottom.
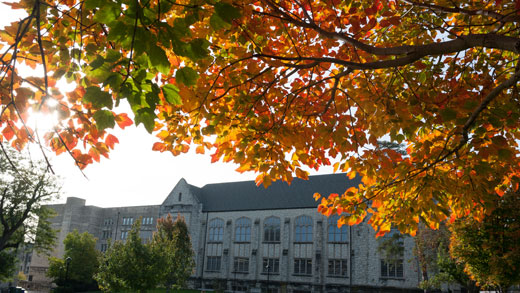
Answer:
[[161, 178, 201, 208]]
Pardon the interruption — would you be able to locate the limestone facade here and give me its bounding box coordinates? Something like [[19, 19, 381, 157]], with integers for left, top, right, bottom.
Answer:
[[25, 174, 422, 292]]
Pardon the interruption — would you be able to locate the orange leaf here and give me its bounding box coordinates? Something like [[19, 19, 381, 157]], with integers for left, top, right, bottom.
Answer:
[[105, 134, 119, 149], [115, 113, 133, 129], [152, 142, 165, 151], [2, 126, 15, 141], [196, 145, 205, 154]]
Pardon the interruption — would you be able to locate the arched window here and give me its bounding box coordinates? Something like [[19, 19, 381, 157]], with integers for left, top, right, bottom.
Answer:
[[328, 215, 348, 242], [208, 218, 224, 242], [235, 217, 251, 242], [295, 216, 313, 242], [264, 217, 281, 242]]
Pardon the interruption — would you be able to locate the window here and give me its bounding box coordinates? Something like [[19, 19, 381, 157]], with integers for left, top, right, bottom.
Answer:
[[262, 258, 280, 274], [179, 192, 182, 201], [328, 215, 348, 242], [235, 217, 251, 242], [121, 231, 128, 240], [101, 244, 108, 252], [122, 217, 134, 226], [264, 217, 281, 242], [104, 218, 112, 226], [294, 216, 313, 242], [142, 217, 154, 225], [328, 259, 348, 277], [208, 218, 224, 242], [206, 256, 222, 271], [294, 258, 312, 275], [380, 229, 404, 278], [233, 257, 249, 273], [102, 230, 112, 239], [28, 275, 33, 282], [381, 259, 404, 278]]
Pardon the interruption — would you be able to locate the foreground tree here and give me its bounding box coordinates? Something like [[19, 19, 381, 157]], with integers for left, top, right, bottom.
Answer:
[[414, 225, 478, 293], [95, 220, 162, 292], [449, 192, 520, 292], [47, 230, 100, 292], [0, 146, 59, 279], [152, 214, 195, 290], [2, 0, 520, 234]]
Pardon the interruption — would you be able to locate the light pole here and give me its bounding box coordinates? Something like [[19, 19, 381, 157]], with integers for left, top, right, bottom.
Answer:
[[265, 264, 270, 293], [65, 257, 72, 283]]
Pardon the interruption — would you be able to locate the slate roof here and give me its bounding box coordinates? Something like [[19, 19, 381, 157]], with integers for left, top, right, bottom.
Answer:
[[195, 173, 361, 212]]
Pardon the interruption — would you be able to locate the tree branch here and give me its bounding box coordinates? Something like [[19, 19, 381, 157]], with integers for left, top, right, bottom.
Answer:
[[462, 69, 520, 142], [402, 0, 520, 24]]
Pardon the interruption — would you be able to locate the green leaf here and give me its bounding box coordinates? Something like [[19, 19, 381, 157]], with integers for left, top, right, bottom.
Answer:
[[176, 67, 199, 86], [440, 108, 457, 121], [173, 18, 190, 37], [83, 0, 101, 10], [214, 2, 241, 24], [463, 100, 478, 111], [83, 86, 113, 109], [418, 72, 426, 83], [93, 110, 115, 130], [210, 13, 230, 31], [162, 84, 182, 105], [148, 45, 170, 75], [93, 4, 119, 24], [107, 22, 128, 42], [498, 148, 513, 160], [105, 49, 121, 62], [133, 28, 149, 57], [103, 73, 123, 89], [52, 68, 67, 79], [89, 56, 104, 70], [142, 8, 156, 25], [135, 108, 156, 133], [188, 38, 210, 60]]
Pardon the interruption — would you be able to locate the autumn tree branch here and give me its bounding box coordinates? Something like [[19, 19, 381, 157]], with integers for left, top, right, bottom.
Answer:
[[401, 0, 520, 24]]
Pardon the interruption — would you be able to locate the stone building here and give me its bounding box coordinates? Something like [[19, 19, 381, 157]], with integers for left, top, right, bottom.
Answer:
[[25, 174, 422, 292]]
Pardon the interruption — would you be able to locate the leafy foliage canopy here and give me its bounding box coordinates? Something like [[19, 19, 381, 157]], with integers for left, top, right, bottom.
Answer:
[[1, 0, 520, 235]]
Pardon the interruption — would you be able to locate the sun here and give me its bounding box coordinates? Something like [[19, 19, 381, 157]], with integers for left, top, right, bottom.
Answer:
[[26, 99, 59, 132]]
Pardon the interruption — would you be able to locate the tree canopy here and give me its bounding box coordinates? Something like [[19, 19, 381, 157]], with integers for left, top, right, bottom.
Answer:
[[95, 220, 163, 292], [450, 191, 520, 292], [0, 145, 59, 275], [1, 0, 520, 235], [152, 214, 194, 290], [47, 230, 100, 291]]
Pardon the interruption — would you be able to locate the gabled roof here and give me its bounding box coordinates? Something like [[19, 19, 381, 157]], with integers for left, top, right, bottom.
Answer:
[[195, 173, 360, 212]]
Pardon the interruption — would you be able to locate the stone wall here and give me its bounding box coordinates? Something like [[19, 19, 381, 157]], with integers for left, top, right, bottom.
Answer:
[[24, 177, 422, 293]]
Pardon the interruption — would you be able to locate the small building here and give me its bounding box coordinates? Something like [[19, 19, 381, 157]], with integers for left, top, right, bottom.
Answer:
[[25, 174, 422, 292]]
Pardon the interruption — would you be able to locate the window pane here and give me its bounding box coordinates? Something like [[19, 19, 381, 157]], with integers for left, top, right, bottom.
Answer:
[[209, 219, 224, 242], [381, 260, 387, 277], [264, 217, 281, 242]]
